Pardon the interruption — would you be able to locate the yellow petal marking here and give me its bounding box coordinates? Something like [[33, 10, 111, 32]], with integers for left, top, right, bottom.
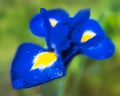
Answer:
[[81, 30, 96, 43], [49, 18, 58, 27], [31, 52, 57, 70]]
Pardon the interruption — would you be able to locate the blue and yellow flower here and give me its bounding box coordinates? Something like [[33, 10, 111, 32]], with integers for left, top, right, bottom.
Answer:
[[10, 8, 115, 89], [11, 8, 70, 89], [69, 9, 115, 60]]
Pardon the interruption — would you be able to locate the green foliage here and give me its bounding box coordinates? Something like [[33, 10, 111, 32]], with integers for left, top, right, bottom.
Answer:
[[0, 0, 120, 96]]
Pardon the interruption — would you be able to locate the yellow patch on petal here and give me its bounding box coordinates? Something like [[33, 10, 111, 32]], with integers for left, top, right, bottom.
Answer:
[[81, 30, 96, 43], [31, 52, 57, 71], [49, 18, 58, 27]]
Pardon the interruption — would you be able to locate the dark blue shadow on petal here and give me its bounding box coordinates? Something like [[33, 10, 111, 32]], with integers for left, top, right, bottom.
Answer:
[[61, 43, 79, 68], [80, 38, 115, 60], [11, 43, 66, 89]]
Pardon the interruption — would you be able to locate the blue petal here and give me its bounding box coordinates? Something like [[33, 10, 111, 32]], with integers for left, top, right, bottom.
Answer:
[[11, 43, 66, 89], [48, 8, 69, 23], [50, 23, 70, 51], [80, 35, 105, 48], [29, 8, 54, 38], [80, 38, 115, 60], [71, 19, 106, 44], [74, 8, 90, 24], [29, 13, 48, 37], [29, 8, 52, 49], [29, 8, 69, 37], [66, 9, 90, 29]]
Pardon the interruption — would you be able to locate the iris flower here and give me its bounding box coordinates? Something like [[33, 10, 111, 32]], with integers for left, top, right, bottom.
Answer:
[[10, 8, 115, 89], [62, 9, 115, 67], [11, 8, 70, 89]]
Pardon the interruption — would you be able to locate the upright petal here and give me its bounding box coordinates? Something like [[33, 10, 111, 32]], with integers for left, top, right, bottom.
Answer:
[[74, 8, 91, 24], [48, 9, 69, 27], [11, 43, 66, 89], [50, 23, 70, 51], [29, 8, 69, 38], [29, 8, 70, 50]]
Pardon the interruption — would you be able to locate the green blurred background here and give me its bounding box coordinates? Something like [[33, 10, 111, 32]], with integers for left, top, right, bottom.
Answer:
[[0, 0, 120, 96]]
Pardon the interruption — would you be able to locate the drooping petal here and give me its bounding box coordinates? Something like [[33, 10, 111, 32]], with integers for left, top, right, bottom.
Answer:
[[50, 23, 70, 51], [70, 19, 115, 60], [70, 19, 106, 44], [80, 38, 115, 60], [48, 8, 69, 27], [11, 43, 66, 89]]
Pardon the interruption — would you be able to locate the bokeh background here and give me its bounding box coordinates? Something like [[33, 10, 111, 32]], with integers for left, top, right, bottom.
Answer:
[[0, 0, 120, 96]]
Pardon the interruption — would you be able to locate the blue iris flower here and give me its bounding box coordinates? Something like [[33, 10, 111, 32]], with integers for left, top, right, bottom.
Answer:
[[64, 9, 115, 64], [11, 8, 70, 89], [10, 8, 115, 89]]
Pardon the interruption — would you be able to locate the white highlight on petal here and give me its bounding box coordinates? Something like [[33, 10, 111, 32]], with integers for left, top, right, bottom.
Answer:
[[49, 18, 58, 27], [81, 30, 96, 43]]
